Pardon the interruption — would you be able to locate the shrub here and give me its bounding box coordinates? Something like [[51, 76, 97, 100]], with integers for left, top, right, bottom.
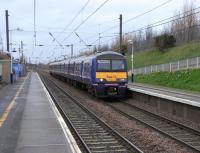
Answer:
[[154, 34, 176, 51]]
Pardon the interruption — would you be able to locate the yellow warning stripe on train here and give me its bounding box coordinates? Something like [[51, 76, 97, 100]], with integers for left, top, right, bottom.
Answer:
[[96, 72, 127, 81]]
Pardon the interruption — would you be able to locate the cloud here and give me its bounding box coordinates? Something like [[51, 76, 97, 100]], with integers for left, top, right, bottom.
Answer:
[[0, 0, 199, 62]]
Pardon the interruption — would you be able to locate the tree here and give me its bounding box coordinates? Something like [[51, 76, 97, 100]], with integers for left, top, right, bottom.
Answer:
[[170, 1, 199, 43], [0, 35, 3, 51], [121, 44, 127, 53], [92, 46, 97, 53], [145, 25, 153, 48], [154, 34, 176, 51], [145, 25, 153, 41], [98, 44, 110, 52], [111, 34, 132, 54]]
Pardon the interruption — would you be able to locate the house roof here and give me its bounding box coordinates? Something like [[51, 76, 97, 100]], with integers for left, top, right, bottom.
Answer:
[[0, 51, 11, 60]]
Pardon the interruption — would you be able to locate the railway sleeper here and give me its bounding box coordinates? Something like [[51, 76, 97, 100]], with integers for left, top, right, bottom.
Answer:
[[73, 124, 100, 128], [82, 135, 113, 140], [84, 138, 116, 142], [143, 120, 163, 125], [80, 132, 110, 137], [91, 149, 128, 153], [180, 137, 200, 141], [156, 124, 174, 129], [89, 147, 127, 152], [172, 133, 197, 137], [77, 130, 108, 134], [170, 132, 193, 137], [71, 120, 96, 124], [75, 125, 102, 129], [187, 141, 200, 145], [80, 132, 109, 136], [187, 143, 200, 149], [69, 116, 96, 120], [72, 117, 96, 122], [89, 144, 125, 149], [83, 138, 116, 142], [163, 129, 184, 133], [158, 126, 180, 131], [87, 141, 119, 145], [76, 129, 106, 133], [75, 127, 104, 131]]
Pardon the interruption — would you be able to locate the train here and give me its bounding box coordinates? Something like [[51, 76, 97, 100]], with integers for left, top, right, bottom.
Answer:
[[49, 51, 128, 98]]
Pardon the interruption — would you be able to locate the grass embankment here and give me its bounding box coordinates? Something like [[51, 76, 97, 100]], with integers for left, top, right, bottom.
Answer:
[[134, 69, 200, 92], [126, 41, 200, 69]]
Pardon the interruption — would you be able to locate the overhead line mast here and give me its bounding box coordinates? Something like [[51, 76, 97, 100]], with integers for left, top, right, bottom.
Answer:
[[5, 10, 9, 52], [34, 0, 36, 46], [100, 0, 173, 35], [73, 0, 173, 48], [119, 14, 123, 55]]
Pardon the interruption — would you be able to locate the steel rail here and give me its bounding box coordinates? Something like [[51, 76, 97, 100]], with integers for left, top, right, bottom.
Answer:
[[40, 74, 91, 153], [40, 73, 143, 153], [108, 101, 200, 152]]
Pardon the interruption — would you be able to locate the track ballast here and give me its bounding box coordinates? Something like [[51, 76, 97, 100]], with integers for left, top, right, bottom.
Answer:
[[108, 102, 200, 152], [40, 73, 143, 153]]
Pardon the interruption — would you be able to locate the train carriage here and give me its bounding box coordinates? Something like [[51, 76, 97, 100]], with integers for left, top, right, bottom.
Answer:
[[49, 51, 128, 98]]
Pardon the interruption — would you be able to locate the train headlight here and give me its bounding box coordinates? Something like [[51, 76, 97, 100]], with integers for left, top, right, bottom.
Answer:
[[118, 78, 127, 82], [96, 78, 105, 82], [99, 78, 104, 82]]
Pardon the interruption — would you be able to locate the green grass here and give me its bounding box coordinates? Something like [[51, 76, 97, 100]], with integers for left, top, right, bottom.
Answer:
[[134, 69, 200, 92], [126, 41, 200, 69]]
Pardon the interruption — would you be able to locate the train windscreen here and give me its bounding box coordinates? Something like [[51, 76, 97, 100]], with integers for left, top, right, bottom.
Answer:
[[97, 60, 110, 71], [97, 59, 126, 71], [111, 60, 125, 71]]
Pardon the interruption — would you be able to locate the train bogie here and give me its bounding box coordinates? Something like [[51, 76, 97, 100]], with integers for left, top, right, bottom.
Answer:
[[93, 84, 127, 98]]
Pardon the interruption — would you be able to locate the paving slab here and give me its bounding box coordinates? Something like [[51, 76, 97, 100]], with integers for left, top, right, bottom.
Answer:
[[128, 82, 200, 107], [0, 72, 80, 153], [14, 72, 76, 153]]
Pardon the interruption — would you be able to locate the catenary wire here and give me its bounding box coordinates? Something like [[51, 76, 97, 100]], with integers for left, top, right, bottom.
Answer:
[[61, 0, 111, 43], [55, 0, 90, 40]]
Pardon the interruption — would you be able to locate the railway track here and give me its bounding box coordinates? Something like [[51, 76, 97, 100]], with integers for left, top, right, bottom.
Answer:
[[108, 101, 200, 152], [40, 73, 143, 153]]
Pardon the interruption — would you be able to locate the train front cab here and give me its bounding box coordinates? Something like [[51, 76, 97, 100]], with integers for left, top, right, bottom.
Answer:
[[92, 53, 128, 98]]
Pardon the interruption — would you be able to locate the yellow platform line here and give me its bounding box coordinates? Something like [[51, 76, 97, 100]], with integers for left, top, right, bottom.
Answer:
[[0, 73, 29, 128]]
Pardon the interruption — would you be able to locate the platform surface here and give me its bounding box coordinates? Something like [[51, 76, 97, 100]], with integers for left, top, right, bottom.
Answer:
[[128, 82, 200, 107], [0, 72, 77, 153]]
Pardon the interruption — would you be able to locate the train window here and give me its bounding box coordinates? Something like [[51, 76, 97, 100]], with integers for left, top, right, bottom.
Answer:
[[83, 62, 90, 76], [97, 60, 110, 71], [111, 60, 125, 71]]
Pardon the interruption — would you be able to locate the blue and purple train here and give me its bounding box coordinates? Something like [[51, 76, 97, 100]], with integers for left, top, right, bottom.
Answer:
[[49, 51, 128, 98]]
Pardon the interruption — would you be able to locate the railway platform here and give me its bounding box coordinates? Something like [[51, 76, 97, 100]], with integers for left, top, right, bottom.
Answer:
[[0, 72, 81, 153], [128, 82, 200, 107], [128, 82, 200, 128]]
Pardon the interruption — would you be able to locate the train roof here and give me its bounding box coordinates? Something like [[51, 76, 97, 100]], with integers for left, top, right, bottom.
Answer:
[[95, 51, 123, 56], [49, 51, 124, 65]]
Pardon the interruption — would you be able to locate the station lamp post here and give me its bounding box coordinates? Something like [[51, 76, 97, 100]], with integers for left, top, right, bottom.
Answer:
[[9, 28, 24, 51], [128, 40, 134, 82], [86, 44, 92, 51], [61, 54, 69, 60], [65, 44, 73, 58]]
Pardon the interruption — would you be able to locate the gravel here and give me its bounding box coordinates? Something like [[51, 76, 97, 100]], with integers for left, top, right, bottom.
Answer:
[[49, 74, 198, 153], [125, 98, 200, 132]]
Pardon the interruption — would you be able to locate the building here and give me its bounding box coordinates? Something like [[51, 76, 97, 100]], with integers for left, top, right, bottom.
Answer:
[[0, 51, 11, 83]]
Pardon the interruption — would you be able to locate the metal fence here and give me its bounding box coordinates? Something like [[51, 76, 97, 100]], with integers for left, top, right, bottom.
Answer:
[[132, 56, 200, 75]]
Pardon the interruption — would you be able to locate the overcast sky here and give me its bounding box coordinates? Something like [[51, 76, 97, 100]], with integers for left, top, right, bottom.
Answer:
[[0, 0, 199, 63]]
